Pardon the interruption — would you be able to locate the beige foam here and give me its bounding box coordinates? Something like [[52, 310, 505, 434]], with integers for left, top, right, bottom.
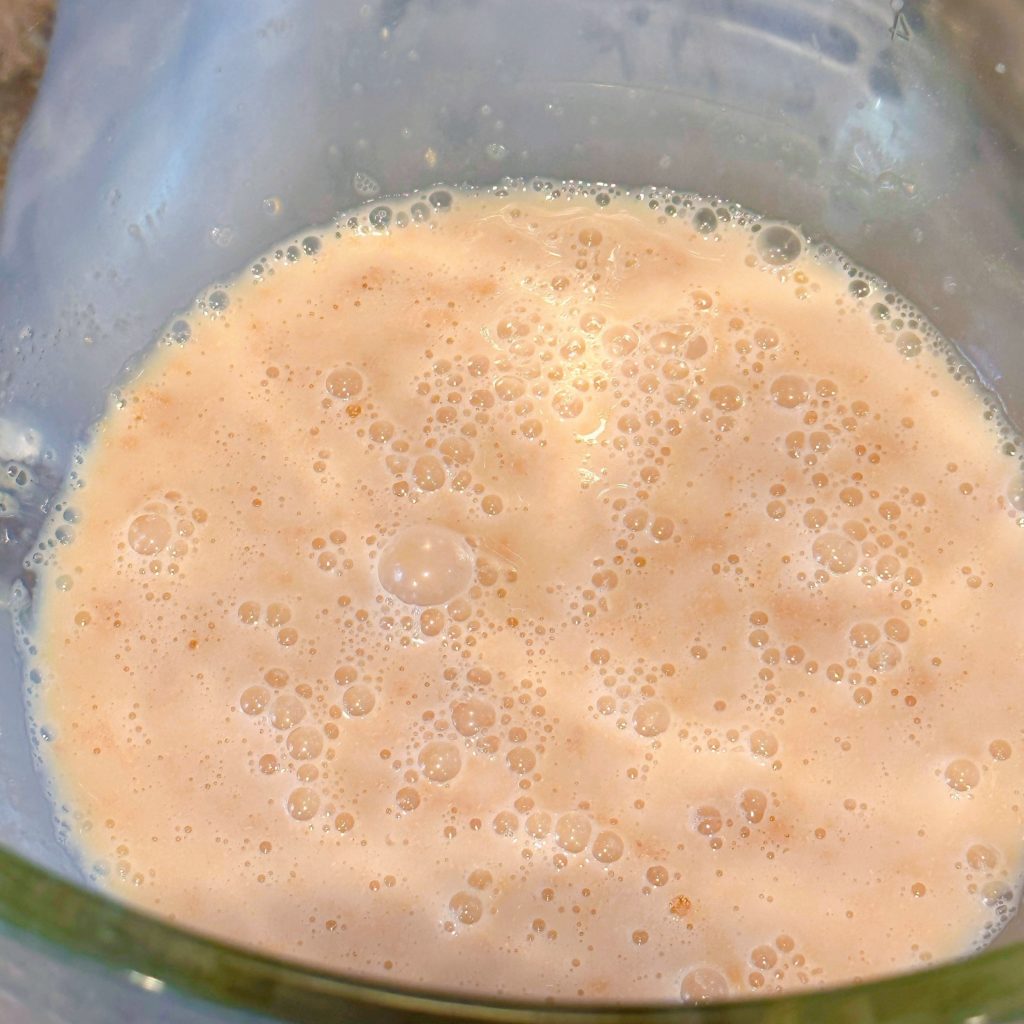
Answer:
[[30, 187, 1024, 1002]]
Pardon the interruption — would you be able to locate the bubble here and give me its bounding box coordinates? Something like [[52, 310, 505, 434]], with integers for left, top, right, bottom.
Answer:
[[770, 375, 809, 408], [440, 438, 474, 465], [868, 641, 901, 672], [693, 806, 722, 836], [693, 208, 718, 234], [633, 701, 670, 737], [1008, 477, 1024, 512], [896, 331, 922, 357], [343, 684, 375, 717], [592, 831, 624, 863], [603, 326, 639, 357], [378, 524, 475, 606], [749, 730, 778, 759], [128, 514, 171, 556], [208, 290, 229, 312], [945, 759, 980, 792], [420, 608, 445, 636], [326, 368, 363, 400], [270, 695, 306, 730], [739, 789, 767, 824], [419, 740, 461, 783], [849, 622, 881, 648], [885, 618, 910, 643], [169, 320, 191, 343], [624, 509, 648, 532], [369, 206, 392, 229], [555, 812, 592, 853], [967, 844, 999, 870], [751, 945, 777, 969], [982, 881, 1014, 909], [468, 869, 492, 890], [453, 699, 495, 737], [680, 967, 729, 1003], [493, 811, 518, 836], [989, 739, 1012, 761], [396, 787, 420, 811], [878, 501, 901, 522], [647, 865, 669, 886], [265, 603, 291, 627], [526, 812, 552, 839], [412, 455, 446, 492], [481, 495, 503, 516], [710, 385, 743, 412], [756, 224, 802, 266], [240, 686, 270, 715], [238, 601, 261, 625], [650, 517, 675, 542], [812, 533, 858, 574], [287, 787, 320, 821], [450, 891, 483, 924], [286, 726, 323, 761], [506, 746, 537, 774], [335, 812, 355, 833], [553, 390, 584, 419]]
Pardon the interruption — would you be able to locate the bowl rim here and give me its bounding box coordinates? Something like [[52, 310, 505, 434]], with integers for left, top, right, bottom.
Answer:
[[2, 841, 1023, 1022]]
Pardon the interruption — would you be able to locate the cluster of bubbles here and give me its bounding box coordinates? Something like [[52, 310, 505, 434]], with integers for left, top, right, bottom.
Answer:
[[26, 176, 1024, 1002]]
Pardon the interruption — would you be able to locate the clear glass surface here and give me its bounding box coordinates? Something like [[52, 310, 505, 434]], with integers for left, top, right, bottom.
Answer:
[[0, 0, 1023, 1019]]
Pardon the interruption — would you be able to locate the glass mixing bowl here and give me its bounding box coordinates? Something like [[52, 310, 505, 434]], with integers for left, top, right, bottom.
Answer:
[[1, 0, 1023, 1020]]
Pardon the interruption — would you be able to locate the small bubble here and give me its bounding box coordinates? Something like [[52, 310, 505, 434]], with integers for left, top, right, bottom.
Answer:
[[343, 684, 375, 717], [693, 806, 722, 836], [771, 375, 809, 408], [238, 601, 261, 625], [756, 225, 802, 266], [633, 701, 670, 737], [286, 726, 323, 761], [449, 891, 483, 924], [967, 844, 998, 870], [749, 730, 778, 759], [989, 739, 1012, 761], [269, 695, 305, 730], [680, 967, 729, 1004], [812, 533, 858, 574], [128, 514, 171, 556], [326, 368, 364, 400], [555, 812, 592, 853], [240, 686, 270, 715], [591, 831, 624, 863], [647, 865, 669, 886], [419, 741, 461, 783], [693, 208, 718, 235], [287, 787, 320, 821], [170, 320, 191, 343], [396, 787, 421, 811], [369, 206, 392, 229], [945, 759, 980, 793], [740, 789, 767, 824]]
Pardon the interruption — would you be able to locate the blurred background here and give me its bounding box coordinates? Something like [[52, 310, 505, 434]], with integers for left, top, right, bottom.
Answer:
[[0, 0, 52, 197]]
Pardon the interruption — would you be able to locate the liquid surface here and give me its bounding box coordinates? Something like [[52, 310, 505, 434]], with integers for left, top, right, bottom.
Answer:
[[28, 184, 1024, 1002]]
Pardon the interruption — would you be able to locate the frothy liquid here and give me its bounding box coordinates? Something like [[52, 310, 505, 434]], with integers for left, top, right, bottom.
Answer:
[[28, 184, 1024, 1002]]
